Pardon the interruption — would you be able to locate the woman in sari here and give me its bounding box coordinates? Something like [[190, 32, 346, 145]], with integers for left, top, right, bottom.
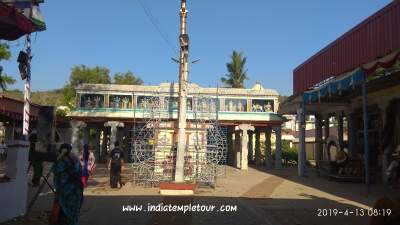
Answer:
[[53, 144, 83, 225], [80, 144, 96, 189]]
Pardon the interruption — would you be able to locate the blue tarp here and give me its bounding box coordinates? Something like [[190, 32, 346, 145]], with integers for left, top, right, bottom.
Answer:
[[303, 68, 365, 104]]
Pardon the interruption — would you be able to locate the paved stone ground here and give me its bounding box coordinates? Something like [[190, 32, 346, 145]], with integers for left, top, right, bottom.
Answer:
[[2, 163, 399, 225]]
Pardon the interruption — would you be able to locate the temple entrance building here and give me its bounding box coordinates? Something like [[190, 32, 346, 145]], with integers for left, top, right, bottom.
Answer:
[[68, 82, 285, 183]]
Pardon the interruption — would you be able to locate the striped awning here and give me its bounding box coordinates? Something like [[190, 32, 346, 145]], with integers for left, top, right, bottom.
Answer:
[[303, 68, 364, 104], [0, 1, 45, 41], [303, 50, 400, 104]]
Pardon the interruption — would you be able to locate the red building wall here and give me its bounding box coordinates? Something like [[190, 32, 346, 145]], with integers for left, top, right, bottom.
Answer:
[[293, 0, 400, 94]]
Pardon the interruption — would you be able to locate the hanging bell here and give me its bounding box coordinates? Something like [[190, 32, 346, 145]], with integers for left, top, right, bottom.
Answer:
[[17, 51, 29, 65], [19, 64, 27, 80], [17, 51, 29, 80]]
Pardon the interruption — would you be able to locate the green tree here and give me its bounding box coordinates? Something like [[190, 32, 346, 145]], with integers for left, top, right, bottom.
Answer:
[[69, 65, 111, 86], [63, 65, 111, 108], [114, 71, 143, 85], [220, 50, 249, 88], [0, 43, 16, 91]]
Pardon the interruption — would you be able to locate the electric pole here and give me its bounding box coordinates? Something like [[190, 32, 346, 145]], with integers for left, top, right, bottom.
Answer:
[[175, 0, 189, 183]]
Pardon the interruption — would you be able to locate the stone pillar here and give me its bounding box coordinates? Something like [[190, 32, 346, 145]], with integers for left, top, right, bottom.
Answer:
[[323, 115, 330, 160], [117, 126, 125, 145], [234, 131, 241, 168], [227, 127, 234, 165], [0, 122, 4, 136], [101, 128, 108, 161], [324, 115, 330, 139], [378, 102, 390, 184], [94, 127, 101, 161], [337, 113, 344, 148], [274, 126, 282, 169], [383, 147, 392, 185], [121, 126, 130, 162], [274, 98, 279, 113], [83, 127, 90, 146], [315, 115, 323, 170], [297, 104, 306, 176], [70, 121, 86, 154], [348, 113, 357, 159], [104, 121, 124, 150], [235, 124, 255, 170], [255, 128, 261, 166], [248, 131, 254, 163], [264, 126, 272, 169]]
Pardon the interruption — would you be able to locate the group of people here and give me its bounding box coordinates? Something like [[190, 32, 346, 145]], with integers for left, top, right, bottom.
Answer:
[[49, 141, 124, 225], [110, 96, 131, 109], [251, 103, 273, 112], [83, 95, 103, 108]]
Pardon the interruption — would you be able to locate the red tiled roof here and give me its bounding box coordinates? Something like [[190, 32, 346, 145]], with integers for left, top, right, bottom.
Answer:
[[0, 94, 41, 121]]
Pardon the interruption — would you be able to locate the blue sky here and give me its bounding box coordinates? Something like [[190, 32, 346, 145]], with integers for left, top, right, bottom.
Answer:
[[2, 0, 392, 95]]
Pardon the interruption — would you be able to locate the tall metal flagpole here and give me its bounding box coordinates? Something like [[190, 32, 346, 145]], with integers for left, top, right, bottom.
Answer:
[[175, 0, 189, 183], [23, 34, 32, 139]]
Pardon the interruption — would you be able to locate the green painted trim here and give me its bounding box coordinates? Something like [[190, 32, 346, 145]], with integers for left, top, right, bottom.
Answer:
[[72, 108, 282, 118]]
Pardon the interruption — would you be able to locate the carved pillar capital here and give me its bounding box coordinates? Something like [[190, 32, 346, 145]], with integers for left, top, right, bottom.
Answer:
[[104, 121, 124, 128], [104, 121, 124, 150], [235, 124, 255, 133]]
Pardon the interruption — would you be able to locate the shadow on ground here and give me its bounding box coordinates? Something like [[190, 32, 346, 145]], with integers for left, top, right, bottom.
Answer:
[[249, 164, 400, 207]]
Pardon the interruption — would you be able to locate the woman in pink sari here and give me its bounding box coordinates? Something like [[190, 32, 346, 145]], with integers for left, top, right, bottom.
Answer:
[[80, 144, 96, 189]]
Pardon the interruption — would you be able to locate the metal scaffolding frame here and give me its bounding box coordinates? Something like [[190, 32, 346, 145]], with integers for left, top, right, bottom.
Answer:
[[130, 94, 227, 187]]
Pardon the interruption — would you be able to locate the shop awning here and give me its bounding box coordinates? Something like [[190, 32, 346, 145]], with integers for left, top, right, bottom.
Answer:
[[303, 69, 364, 104], [0, 1, 45, 41], [303, 50, 400, 104]]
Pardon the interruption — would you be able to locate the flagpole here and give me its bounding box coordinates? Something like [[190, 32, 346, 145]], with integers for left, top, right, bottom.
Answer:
[[23, 34, 32, 140], [175, 0, 189, 183]]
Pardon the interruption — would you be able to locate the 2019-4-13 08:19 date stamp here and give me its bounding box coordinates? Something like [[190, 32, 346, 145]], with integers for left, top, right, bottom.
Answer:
[[316, 208, 392, 217]]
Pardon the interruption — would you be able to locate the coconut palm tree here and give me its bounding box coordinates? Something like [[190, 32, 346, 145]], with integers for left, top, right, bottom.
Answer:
[[220, 50, 249, 88], [0, 72, 16, 91]]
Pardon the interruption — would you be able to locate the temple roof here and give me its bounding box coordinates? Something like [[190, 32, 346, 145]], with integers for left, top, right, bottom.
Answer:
[[76, 82, 279, 97], [251, 82, 264, 91]]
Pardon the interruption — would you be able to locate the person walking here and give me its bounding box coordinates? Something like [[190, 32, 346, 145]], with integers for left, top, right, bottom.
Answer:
[[107, 141, 124, 188], [28, 130, 43, 187], [79, 144, 96, 189], [52, 143, 83, 225]]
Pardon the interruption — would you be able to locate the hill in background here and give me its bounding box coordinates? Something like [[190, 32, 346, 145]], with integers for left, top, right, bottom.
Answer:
[[2, 89, 65, 106]]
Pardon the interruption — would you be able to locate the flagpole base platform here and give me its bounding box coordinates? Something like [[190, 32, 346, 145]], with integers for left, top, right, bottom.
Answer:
[[159, 182, 196, 196]]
